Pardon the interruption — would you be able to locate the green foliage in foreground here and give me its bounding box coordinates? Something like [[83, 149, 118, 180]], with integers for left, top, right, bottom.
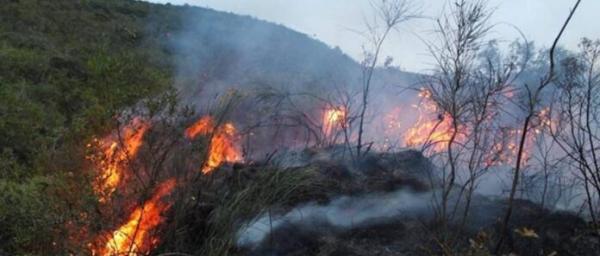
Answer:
[[0, 0, 179, 253]]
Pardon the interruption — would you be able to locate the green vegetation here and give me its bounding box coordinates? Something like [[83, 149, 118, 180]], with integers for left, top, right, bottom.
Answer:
[[2, 1, 593, 255], [0, 0, 176, 253], [0, 1, 362, 254]]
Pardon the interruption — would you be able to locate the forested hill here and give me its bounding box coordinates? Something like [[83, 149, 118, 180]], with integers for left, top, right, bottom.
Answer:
[[0, 0, 413, 253]]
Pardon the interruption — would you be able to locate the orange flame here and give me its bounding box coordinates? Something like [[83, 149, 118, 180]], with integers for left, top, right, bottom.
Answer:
[[404, 113, 455, 152], [91, 118, 150, 202], [404, 88, 456, 153], [487, 107, 553, 166], [484, 129, 521, 166], [185, 116, 242, 174], [184, 116, 214, 139], [485, 129, 533, 166], [94, 179, 176, 256], [322, 106, 346, 138]]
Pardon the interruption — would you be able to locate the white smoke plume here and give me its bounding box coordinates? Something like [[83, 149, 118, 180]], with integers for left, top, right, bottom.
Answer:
[[237, 189, 434, 247]]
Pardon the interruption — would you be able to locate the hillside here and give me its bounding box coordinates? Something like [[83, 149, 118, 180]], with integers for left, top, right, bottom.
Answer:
[[0, 0, 415, 254], [0, 0, 415, 170], [3, 0, 600, 256]]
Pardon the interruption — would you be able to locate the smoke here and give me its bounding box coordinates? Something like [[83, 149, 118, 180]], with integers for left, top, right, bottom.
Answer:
[[166, 5, 422, 158], [164, 4, 588, 215], [236, 189, 434, 248]]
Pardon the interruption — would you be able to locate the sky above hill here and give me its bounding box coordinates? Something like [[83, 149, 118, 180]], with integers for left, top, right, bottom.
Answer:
[[149, 0, 598, 73]]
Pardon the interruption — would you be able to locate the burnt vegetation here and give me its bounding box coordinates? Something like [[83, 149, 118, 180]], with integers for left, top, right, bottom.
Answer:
[[1, 0, 599, 256]]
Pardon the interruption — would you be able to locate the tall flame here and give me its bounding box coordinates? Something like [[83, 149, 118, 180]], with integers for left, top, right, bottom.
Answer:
[[322, 106, 346, 138], [404, 89, 456, 153], [184, 116, 214, 139], [404, 113, 455, 152], [91, 118, 150, 202], [94, 179, 176, 256], [185, 116, 242, 174]]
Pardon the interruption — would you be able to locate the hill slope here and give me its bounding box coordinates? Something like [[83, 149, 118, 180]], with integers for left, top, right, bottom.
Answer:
[[0, 0, 415, 254]]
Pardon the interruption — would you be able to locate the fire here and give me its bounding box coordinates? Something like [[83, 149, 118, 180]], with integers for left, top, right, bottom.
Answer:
[[404, 113, 455, 152], [483, 126, 539, 167], [94, 179, 176, 256], [185, 116, 242, 174], [484, 129, 520, 166], [378, 106, 405, 150], [91, 118, 150, 202], [404, 88, 456, 153], [184, 115, 214, 139], [384, 107, 403, 135], [493, 107, 554, 166], [534, 107, 554, 134], [322, 106, 346, 138]]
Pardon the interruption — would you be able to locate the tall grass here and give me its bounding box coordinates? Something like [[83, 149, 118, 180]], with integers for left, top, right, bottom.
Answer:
[[202, 168, 316, 256]]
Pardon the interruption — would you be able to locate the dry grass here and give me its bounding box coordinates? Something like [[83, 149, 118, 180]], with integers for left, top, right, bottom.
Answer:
[[200, 167, 318, 256]]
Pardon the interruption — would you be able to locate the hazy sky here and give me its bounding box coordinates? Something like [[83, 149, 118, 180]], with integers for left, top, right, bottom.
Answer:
[[149, 0, 599, 73]]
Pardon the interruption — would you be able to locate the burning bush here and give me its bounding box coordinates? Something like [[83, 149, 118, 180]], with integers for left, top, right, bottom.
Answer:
[[185, 115, 243, 174]]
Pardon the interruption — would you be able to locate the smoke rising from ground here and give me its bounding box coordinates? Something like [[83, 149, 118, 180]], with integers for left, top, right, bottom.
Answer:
[[237, 189, 434, 247]]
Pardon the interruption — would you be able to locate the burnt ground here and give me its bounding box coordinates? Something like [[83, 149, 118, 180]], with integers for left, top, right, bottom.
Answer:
[[243, 200, 599, 256], [227, 148, 600, 256]]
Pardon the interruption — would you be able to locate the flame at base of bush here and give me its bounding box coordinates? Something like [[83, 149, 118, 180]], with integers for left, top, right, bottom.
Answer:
[[88, 118, 150, 203], [92, 179, 176, 256]]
